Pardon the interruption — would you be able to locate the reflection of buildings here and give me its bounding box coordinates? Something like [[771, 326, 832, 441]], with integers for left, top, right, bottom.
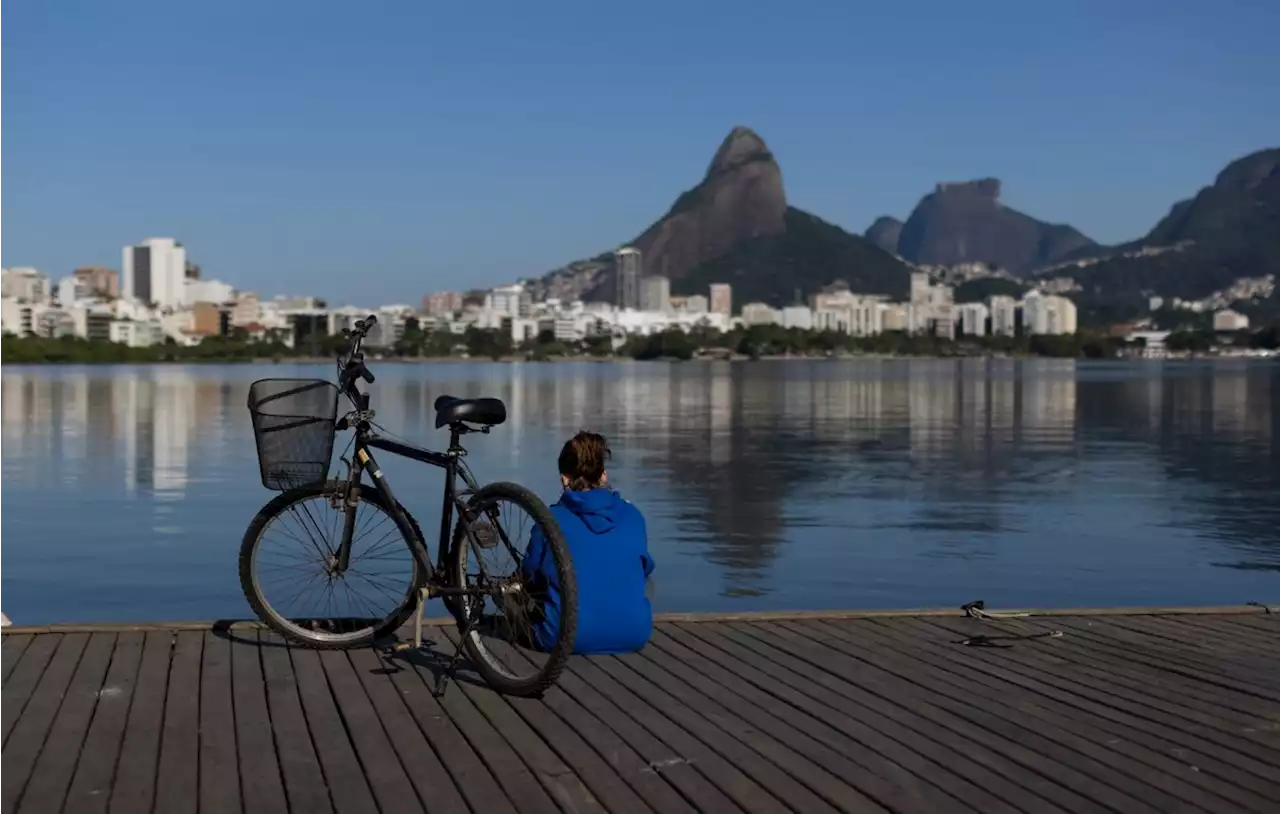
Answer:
[[2, 369, 195, 498]]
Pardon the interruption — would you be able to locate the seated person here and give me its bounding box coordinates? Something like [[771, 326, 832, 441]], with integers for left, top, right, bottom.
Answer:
[[522, 431, 655, 654]]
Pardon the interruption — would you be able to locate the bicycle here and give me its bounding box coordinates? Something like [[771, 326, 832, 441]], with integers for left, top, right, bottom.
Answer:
[[238, 314, 578, 697]]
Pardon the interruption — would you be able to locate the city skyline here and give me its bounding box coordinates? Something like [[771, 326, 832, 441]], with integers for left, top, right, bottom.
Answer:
[[4, 2, 1279, 302]]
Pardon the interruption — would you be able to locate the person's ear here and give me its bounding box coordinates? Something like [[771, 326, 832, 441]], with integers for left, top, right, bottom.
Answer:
[[560, 474, 570, 488], [600, 470, 609, 487]]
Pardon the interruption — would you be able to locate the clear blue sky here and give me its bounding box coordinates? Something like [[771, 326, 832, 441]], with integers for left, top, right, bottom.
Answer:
[[4, 0, 1277, 304]]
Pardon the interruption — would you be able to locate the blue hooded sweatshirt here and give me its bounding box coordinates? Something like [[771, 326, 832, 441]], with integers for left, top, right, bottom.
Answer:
[[522, 488, 655, 655]]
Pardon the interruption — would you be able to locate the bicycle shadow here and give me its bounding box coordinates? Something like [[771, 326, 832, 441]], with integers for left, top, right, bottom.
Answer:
[[373, 637, 494, 692], [205, 621, 494, 694]]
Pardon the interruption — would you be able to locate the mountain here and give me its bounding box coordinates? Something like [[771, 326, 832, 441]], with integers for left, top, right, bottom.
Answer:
[[872, 178, 1096, 275], [865, 216, 904, 255], [1039, 148, 1280, 304], [534, 127, 912, 306]]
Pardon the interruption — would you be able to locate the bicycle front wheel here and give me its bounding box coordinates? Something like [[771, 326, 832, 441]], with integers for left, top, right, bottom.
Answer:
[[450, 482, 577, 697], [239, 479, 426, 649]]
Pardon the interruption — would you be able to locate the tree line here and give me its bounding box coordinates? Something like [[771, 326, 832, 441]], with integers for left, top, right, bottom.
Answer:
[[6, 320, 1278, 365]]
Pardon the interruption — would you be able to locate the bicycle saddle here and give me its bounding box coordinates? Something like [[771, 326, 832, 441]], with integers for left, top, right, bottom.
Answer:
[[433, 394, 507, 429]]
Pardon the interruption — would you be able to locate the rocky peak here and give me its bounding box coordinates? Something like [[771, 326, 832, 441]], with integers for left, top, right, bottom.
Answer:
[[935, 178, 1002, 200], [897, 177, 1094, 274], [1145, 147, 1280, 249], [624, 126, 786, 282], [705, 126, 773, 180]]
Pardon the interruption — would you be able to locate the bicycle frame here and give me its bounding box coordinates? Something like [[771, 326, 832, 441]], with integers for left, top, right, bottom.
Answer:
[[336, 422, 483, 596], [328, 317, 520, 606]]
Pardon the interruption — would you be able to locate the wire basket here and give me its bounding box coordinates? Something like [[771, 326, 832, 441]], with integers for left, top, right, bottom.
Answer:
[[247, 379, 340, 491]]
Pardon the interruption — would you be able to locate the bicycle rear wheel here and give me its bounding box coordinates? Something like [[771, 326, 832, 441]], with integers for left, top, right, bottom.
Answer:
[[450, 482, 577, 697], [239, 479, 426, 648]]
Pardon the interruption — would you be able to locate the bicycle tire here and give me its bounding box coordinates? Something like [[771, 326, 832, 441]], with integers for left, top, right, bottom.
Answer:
[[450, 481, 577, 697], [239, 479, 428, 649]]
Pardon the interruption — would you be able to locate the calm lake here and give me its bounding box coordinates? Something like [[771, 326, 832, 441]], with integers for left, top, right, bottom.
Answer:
[[2, 359, 1278, 625]]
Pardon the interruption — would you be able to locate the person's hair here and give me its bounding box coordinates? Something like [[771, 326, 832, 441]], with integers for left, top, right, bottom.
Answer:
[[558, 431, 611, 491]]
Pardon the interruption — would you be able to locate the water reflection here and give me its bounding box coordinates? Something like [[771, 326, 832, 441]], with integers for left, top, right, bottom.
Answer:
[[1, 360, 1278, 624]]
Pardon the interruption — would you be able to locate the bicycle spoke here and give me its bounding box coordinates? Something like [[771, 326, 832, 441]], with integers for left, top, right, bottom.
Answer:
[[251, 491, 417, 643]]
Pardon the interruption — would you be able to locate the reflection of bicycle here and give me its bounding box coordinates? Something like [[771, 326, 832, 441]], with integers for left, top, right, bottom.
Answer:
[[239, 315, 577, 697]]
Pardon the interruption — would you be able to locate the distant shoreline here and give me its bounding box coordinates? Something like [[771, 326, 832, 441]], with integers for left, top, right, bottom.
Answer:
[[4, 351, 1275, 367]]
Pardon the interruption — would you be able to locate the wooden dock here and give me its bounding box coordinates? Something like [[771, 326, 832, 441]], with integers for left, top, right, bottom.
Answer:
[[3, 607, 1279, 814]]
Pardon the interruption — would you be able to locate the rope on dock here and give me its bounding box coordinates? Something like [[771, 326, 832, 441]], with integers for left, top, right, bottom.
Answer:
[[957, 600, 1064, 647]]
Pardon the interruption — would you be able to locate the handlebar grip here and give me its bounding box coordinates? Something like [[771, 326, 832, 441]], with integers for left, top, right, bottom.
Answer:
[[365, 314, 378, 327], [360, 364, 375, 384]]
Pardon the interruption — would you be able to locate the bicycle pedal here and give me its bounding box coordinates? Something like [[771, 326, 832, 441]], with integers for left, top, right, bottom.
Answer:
[[470, 522, 499, 549]]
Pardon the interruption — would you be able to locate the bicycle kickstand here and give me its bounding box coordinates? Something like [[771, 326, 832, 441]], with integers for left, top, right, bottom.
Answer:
[[413, 587, 430, 649], [434, 613, 476, 698]]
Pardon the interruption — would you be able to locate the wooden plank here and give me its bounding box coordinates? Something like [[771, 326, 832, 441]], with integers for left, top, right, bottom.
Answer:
[[1225, 614, 1280, 635], [880, 619, 1280, 778], [847, 617, 1280, 805], [258, 634, 333, 814], [887, 616, 1280, 764], [882, 618, 1280, 814], [662, 622, 1059, 814], [109, 632, 174, 814], [1050, 617, 1280, 698], [855, 615, 1271, 812], [480, 635, 698, 814], [922, 616, 1280, 728], [198, 632, 242, 814], [1, 633, 90, 812], [438, 627, 655, 814], [585, 652, 852, 814], [230, 633, 288, 814], [344, 646, 473, 814], [2, 634, 33, 683], [528, 649, 741, 813], [565, 655, 791, 814], [2, 634, 61, 744], [153, 631, 203, 814], [1104, 616, 1280, 676], [18, 632, 116, 814], [371, 645, 519, 814], [63, 632, 145, 814], [894, 614, 1280, 755], [287, 647, 380, 814], [709, 621, 1114, 814], [829, 619, 1280, 806], [315, 647, 427, 814], [396, 629, 561, 814], [1154, 614, 1280, 648], [624, 634, 944, 813], [741, 620, 1170, 814]]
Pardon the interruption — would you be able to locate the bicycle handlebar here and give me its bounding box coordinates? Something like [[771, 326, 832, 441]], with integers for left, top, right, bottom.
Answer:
[[338, 314, 381, 397]]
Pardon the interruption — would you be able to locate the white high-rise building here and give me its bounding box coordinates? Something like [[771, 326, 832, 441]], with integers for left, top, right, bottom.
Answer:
[[641, 276, 670, 312], [988, 295, 1018, 337], [122, 238, 187, 308], [957, 302, 990, 336], [615, 247, 642, 310], [709, 283, 732, 316], [1022, 292, 1078, 335]]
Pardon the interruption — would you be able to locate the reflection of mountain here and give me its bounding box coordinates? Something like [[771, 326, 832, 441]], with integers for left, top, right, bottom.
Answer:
[[1076, 365, 1279, 570], [613, 366, 793, 598]]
